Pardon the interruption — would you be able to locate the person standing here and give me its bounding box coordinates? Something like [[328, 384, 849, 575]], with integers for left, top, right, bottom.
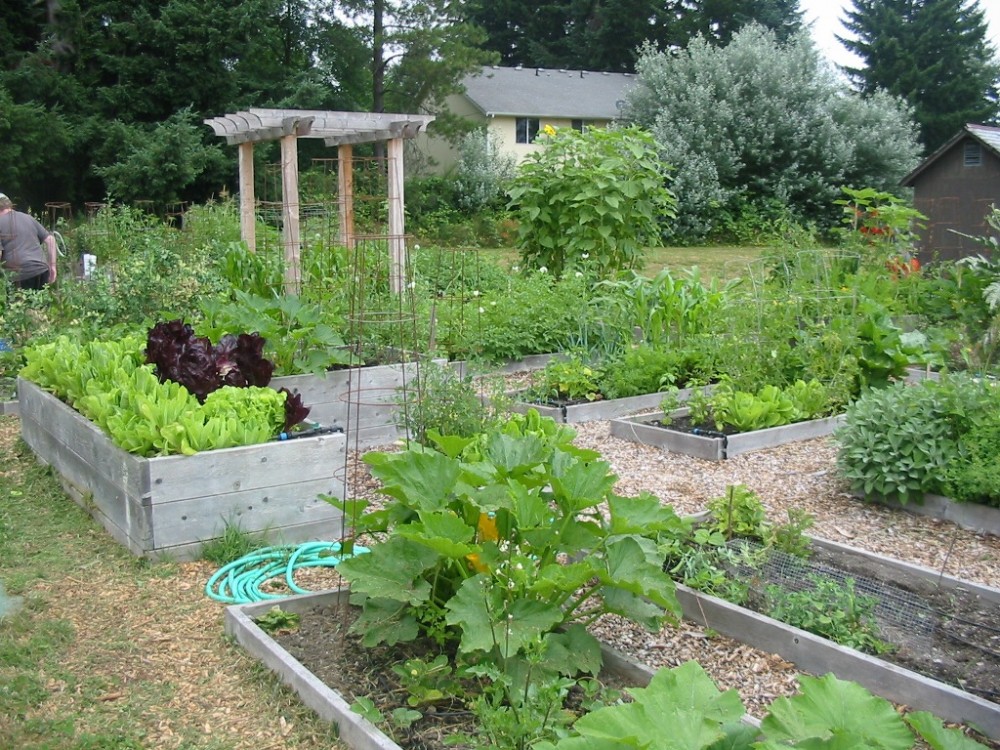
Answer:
[[0, 192, 57, 290]]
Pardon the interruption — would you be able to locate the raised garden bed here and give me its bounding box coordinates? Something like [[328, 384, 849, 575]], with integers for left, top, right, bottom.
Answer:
[[273, 359, 444, 449], [678, 535, 1000, 738], [17, 377, 347, 561], [862, 493, 1000, 537], [513, 385, 711, 424], [609, 408, 843, 460], [225, 588, 676, 750]]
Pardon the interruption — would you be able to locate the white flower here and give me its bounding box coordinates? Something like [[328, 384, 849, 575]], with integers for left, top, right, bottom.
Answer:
[[407, 281, 416, 289], [581, 253, 590, 259], [512, 265, 520, 273], [478, 307, 485, 313], [414, 244, 421, 251], [490, 301, 497, 306], [472, 290, 480, 297], [539, 266, 547, 274], [575, 271, 583, 278]]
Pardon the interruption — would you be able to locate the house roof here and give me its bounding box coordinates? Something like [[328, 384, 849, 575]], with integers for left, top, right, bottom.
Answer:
[[459, 65, 637, 120], [901, 123, 1000, 186]]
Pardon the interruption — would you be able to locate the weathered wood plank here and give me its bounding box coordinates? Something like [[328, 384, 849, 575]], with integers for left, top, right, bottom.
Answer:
[[18, 380, 149, 501], [147, 432, 345, 504], [149, 479, 344, 549], [20, 417, 152, 552]]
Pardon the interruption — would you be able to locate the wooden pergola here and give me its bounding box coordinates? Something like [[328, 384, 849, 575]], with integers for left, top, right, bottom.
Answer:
[[204, 108, 435, 294]]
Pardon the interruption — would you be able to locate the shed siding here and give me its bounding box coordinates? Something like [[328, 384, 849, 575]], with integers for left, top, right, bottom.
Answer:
[[911, 136, 1000, 262]]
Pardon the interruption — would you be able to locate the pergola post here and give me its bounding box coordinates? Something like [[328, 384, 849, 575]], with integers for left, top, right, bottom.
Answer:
[[280, 133, 302, 295], [387, 137, 406, 294], [338, 144, 355, 249], [238, 142, 256, 253], [204, 109, 434, 296]]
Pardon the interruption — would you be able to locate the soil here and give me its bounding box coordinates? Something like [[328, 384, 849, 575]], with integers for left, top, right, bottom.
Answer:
[[270, 599, 630, 750], [647, 414, 757, 437], [270, 542, 1000, 750], [791, 544, 1000, 705]]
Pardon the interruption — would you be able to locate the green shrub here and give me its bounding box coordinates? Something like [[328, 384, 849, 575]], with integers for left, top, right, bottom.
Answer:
[[944, 414, 1000, 508], [836, 374, 996, 503]]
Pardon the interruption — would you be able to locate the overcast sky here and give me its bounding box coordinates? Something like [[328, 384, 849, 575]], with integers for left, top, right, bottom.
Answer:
[[798, 0, 1000, 70]]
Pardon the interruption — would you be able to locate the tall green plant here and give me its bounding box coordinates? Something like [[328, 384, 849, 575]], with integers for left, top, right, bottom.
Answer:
[[328, 411, 686, 722], [507, 125, 676, 279]]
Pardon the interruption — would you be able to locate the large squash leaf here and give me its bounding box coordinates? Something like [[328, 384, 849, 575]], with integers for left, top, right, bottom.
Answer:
[[760, 673, 913, 750]]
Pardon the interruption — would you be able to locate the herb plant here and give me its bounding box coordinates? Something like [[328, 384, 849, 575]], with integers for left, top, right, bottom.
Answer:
[[836, 374, 996, 503], [764, 575, 893, 655]]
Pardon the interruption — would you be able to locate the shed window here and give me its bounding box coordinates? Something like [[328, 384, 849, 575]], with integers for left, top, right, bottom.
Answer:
[[964, 142, 982, 167], [516, 117, 539, 144], [571, 119, 593, 132]]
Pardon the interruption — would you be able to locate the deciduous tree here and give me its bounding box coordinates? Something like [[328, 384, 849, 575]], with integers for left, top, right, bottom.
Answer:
[[629, 24, 921, 240]]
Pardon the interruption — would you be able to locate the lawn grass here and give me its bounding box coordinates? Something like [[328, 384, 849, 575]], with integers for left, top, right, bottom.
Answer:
[[466, 243, 780, 281], [0, 417, 347, 749]]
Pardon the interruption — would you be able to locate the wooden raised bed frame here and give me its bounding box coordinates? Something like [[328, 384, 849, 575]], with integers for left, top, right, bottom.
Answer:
[[610, 408, 844, 460], [17, 378, 348, 561]]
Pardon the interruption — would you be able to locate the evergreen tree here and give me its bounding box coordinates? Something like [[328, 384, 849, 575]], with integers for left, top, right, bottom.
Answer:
[[671, 0, 803, 45], [840, 0, 1000, 152], [465, 0, 803, 73]]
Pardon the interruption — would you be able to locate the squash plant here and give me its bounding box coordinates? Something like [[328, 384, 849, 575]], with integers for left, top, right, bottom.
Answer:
[[536, 661, 990, 750], [329, 410, 687, 736]]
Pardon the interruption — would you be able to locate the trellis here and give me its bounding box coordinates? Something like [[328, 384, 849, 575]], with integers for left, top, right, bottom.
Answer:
[[203, 108, 435, 294]]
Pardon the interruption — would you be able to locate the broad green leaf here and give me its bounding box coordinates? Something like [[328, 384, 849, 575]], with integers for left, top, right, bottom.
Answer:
[[905, 711, 991, 750], [550, 457, 617, 512], [394, 510, 476, 559], [508, 481, 551, 528], [570, 661, 744, 749], [445, 577, 563, 657], [484, 431, 548, 474], [601, 587, 669, 630], [542, 624, 603, 677], [608, 493, 684, 535], [335, 537, 436, 605], [761, 673, 913, 750], [347, 596, 419, 648], [603, 537, 681, 615], [367, 450, 461, 511]]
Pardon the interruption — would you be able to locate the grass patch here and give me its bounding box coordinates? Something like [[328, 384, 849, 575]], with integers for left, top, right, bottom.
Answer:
[[199, 521, 267, 566], [0, 418, 349, 749], [458, 244, 774, 281]]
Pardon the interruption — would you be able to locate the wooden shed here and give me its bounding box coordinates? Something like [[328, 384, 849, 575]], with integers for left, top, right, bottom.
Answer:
[[901, 123, 1000, 262]]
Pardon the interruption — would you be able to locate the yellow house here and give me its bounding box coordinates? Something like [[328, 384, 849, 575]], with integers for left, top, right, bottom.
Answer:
[[418, 65, 639, 174]]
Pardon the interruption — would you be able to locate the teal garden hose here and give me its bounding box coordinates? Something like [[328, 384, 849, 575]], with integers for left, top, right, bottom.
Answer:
[[205, 541, 369, 604]]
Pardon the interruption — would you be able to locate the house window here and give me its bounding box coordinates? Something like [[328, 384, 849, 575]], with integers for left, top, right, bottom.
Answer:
[[571, 119, 593, 132], [964, 142, 982, 167], [516, 117, 540, 144]]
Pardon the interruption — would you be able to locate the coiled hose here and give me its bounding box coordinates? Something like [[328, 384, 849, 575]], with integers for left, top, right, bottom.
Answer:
[[205, 541, 369, 604]]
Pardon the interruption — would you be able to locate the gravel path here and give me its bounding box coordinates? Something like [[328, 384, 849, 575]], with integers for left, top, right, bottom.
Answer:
[[569, 420, 1000, 718]]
